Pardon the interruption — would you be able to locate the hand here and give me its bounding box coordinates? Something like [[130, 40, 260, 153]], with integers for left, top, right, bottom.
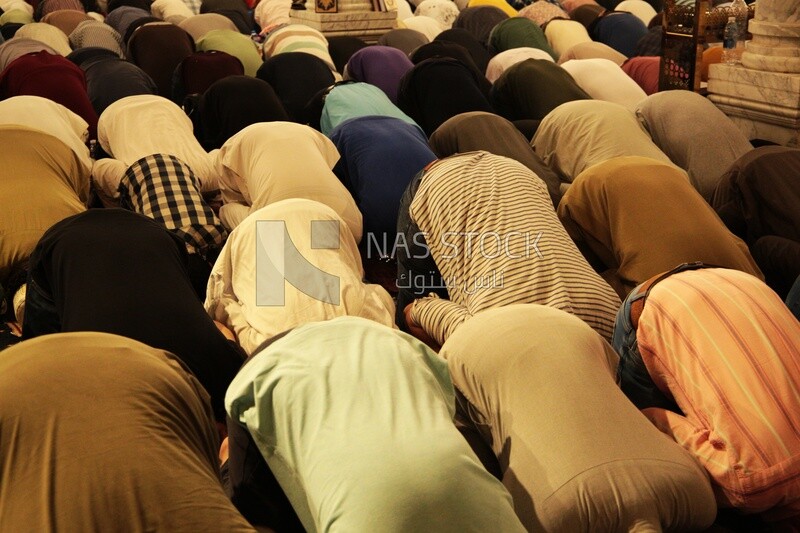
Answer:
[[219, 437, 229, 464], [404, 302, 440, 352], [214, 320, 236, 341]]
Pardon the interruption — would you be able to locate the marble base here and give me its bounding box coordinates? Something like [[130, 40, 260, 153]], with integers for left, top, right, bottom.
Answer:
[[707, 63, 800, 146], [290, 8, 397, 41], [743, 19, 800, 73], [724, 114, 799, 147]]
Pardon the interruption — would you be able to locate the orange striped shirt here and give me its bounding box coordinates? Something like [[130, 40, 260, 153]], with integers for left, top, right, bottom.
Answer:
[[637, 268, 800, 521]]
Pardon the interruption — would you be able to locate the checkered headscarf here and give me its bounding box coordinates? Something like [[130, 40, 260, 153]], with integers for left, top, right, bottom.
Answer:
[[119, 154, 228, 258]]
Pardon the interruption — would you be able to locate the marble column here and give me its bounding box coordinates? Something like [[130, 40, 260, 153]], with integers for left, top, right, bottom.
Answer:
[[707, 0, 800, 146]]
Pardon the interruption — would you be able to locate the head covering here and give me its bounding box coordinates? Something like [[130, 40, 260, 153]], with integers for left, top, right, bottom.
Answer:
[[150, 0, 195, 24], [591, 11, 648, 57], [253, 0, 290, 29], [435, 27, 493, 74], [614, 0, 656, 24], [542, 18, 592, 58], [0, 8, 33, 25], [178, 12, 238, 40], [213, 122, 361, 239], [518, 0, 568, 26], [14, 21, 71, 54], [126, 21, 196, 96], [200, 0, 252, 33], [174, 49, 244, 102], [377, 27, 429, 54], [712, 146, 800, 247], [441, 305, 718, 532], [488, 16, 556, 59], [489, 58, 590, 122], [0, 51, 97, 138], [106, 0, 153, 12], [401, 15, 444, 41], [329, 115, 436, 239], [326, 35, 367, 74], [485, 46, 553, 82], [80, 54, 158, 115], [98, 94, 216, 188], [429, 111, 561, 205], [262, 24, 338, 77], [322, 81, 420, 136], [407, 151, 621, 344], [0, 36, 57, 70], [69, 20, 125, 57], [34, 0, 83, 19], [453, 5, 508, 45], [532, 99, 675, 182], [397, 57, 492, 137], [415, 0, 460, 30], [256, 51, 335, 122], [123, 16, 163, 43], [620, 55, 658, 93], [0, 125, 88, 284], [0, 332, 256, 532], [467, 0, 516, 17], [24, 209, 245, 419], [104, 6, 151, 38], [195, 28, 261, 76], [631, 24, 660, 56], [560, 58, 646, 110], [557, 40, 625, 65], [41, 9, 91, 35], [635, 90, 753, 200], [199, 75, 289, 149], [557, 156, 762, 296], [205, 200, 393, 354], [0, 95, 91, 169], [407, 40, 491, 95], [569, 2, 605, 28], [562, 0, 602, 10], [66, 45, 119, 64], [343, 45, 413, 104], [118, 154, 227, 259], [226, 316, 524, 532]]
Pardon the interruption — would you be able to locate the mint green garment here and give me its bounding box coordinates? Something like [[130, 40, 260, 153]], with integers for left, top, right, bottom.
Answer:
[[488, 17, 558, 60], [226, 316, 526, 533], [196, 29, 263, 77], [320, 82, 422, 137]]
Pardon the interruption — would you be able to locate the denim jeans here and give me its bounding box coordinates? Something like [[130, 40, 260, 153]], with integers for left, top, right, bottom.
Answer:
[[21, 276, 61, 340], [613, 283, 681, 413], [395, 170, 448, 331]]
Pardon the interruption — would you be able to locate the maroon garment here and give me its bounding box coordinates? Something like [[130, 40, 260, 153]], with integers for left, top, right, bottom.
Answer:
[[175, 50, 244, 103], [127, 22, 195, 97], [0, 51, 98, 139], [621, 56, 659, 95]]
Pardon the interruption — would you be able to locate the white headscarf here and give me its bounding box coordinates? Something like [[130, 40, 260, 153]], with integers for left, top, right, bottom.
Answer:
[[486, 47, 554, 83], [14, 22, 72, 55], [205, 199, 393, 355], [254, 0, 292, 30], [415, 0, 460, 30]]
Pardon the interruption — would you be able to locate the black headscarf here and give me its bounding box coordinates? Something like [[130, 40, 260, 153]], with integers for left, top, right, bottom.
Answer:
[[408, 41, 491, 97], [199, 75, 289, 149], [256, 51, 335, 123], [453, 6, 509, 45], [22, 209, 244, 421], [435, 28, 493, 74], [376, 28, 429, 55], [200, 0, 252, 33], [397, 57, 494, 137], [79, 54, 158, 115], [489, 58, 590, 121], [326, 35, 368, 74], [126, 22, 195, 97]]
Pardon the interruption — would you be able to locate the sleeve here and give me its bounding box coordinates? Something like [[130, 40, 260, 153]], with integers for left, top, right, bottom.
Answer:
[[91, 158, 128, 200], [219, 203, 252, 231], [411, 295, 472, 346]]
